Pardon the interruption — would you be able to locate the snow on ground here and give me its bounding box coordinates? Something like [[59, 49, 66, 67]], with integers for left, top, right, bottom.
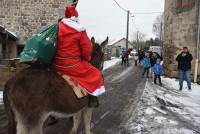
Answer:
[[124, 77, 200, 134], [0, 91, 2, 104], [112, 66, 133, 82], [103, 57, 121, 70]]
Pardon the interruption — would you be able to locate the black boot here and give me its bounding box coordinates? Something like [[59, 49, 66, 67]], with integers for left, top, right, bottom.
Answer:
[[179, 86, 183, 91], [88, 95, 99, 108]]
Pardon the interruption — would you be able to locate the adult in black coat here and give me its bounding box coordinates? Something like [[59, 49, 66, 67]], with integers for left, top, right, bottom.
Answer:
[[176, 47, 193, 91]]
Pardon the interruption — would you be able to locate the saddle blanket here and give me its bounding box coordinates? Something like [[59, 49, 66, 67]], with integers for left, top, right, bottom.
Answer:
[[58, 72, 88, 98]]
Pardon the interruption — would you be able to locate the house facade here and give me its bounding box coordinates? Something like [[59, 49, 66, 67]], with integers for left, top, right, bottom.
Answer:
[[163, 0, 200, 82], [0, 0, 70, 61], [0, 25, 19, 62], [107, 38, 135, 58]]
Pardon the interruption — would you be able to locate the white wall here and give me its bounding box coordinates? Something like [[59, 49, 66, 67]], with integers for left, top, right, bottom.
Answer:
[[113, 39, 133, 49]]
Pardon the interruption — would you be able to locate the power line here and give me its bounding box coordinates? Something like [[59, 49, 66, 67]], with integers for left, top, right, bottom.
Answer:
[[112, 0, 164, 15], [132, 12, 163, 15], [113, 0, 128, 12]]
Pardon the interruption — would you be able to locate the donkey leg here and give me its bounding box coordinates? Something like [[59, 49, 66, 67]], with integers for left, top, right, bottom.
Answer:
[[16, 113, 45, 134], [70, 111, 82, 134], [16, 120, 44, 134], [16, 121, 28, 134], [83, 108, 93, 134]]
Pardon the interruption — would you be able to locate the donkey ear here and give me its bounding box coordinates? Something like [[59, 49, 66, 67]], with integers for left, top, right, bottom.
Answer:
[[101, 36, 109, 47], [91, 37, 95, 44]]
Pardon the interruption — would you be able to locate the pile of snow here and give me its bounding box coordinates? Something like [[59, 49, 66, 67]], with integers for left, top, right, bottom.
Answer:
[[124, 77, 200, 134], [0, 91, 3, 105], [103, 57, 121, 70]]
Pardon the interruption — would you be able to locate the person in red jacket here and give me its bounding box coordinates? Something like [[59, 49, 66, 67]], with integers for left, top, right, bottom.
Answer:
[[53, 6, 105, 107], [124, 48, 133, 66]]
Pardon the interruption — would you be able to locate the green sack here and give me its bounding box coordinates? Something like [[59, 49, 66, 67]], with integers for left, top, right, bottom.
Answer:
[[20, 23, 58, 65]]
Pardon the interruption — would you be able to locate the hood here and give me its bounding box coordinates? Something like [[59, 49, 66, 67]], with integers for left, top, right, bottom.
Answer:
[[61, 18, 85, 32]]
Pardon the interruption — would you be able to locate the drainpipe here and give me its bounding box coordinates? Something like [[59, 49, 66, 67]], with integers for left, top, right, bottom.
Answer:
[[194, 0, 200, 83]]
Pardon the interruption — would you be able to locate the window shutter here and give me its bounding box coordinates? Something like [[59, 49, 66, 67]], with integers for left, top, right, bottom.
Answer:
[[176, 0, 182, 9], [182, 0, 193, 8], [176, 0, 195, 11]]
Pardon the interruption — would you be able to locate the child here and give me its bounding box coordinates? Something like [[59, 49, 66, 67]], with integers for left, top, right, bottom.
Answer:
[[121, 50, 126, 65], [153, 59, 163, 86], [142, 52, 151, 78]]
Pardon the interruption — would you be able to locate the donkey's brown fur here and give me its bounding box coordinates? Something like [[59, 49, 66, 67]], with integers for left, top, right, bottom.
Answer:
[[3, 37, 108, 134]]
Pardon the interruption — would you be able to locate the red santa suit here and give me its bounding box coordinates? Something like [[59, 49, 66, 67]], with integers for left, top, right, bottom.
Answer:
[[53, 6, 105, 98]]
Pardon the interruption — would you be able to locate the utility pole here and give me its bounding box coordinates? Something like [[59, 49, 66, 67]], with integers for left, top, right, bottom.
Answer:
[[160, 22, 163, 56], [194, 0, 200, 83], [137, 31, 139, 50], [126, 10, 130, 50], [159, 22, 163, 42]]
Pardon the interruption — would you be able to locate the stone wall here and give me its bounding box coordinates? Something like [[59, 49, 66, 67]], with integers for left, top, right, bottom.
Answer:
[[0, 62, 29, 91], [0, 0, 68, 44], [0, 65, 13, 90], [163, 0, 200, 81]]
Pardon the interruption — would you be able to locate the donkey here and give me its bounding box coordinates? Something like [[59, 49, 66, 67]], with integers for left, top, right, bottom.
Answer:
[[3, 37, 108, 134]]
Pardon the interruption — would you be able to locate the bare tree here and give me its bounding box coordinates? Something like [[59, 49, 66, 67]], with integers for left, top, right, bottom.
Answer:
[[153, 14, 164, 40], [132, 31, 146, 49]]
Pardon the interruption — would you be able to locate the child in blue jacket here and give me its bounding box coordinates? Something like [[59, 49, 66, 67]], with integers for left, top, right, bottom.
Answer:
[[153, 59, 163, 86], [142, 52, 151, 78]]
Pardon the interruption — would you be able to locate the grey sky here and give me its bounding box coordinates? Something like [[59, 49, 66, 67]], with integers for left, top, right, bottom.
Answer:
[[77, 0, 164, 41]]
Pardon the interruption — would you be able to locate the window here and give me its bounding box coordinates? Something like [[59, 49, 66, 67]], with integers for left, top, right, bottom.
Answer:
[[17, 45, 24, 57], [176, 0, 195, 11]]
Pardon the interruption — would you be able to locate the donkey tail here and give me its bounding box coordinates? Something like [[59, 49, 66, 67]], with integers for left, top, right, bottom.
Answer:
[[3, 83, 16, 134]]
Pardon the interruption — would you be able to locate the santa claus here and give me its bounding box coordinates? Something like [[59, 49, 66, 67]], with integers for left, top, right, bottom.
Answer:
[[53, 6, 105, 107]]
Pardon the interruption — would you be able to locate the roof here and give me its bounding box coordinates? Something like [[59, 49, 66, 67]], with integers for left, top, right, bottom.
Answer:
[[0, 25, 18, 41], [108, 38, 133, 47]]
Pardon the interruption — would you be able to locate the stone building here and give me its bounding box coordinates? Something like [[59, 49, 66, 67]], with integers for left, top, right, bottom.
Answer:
[[0, 0, 70, 45], [163, 0, 200, 82], [0, 25, 18, 60], [0, 0, 77, 89]]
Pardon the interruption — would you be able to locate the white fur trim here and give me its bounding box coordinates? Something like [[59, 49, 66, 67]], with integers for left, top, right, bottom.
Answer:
[[62, 18, 85, 32], [90, 86, 106, 96]]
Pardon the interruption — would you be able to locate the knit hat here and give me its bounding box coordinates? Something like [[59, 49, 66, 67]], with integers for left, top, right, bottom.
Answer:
[[65, 6, 79, 18], [156, 58, 161, 63]]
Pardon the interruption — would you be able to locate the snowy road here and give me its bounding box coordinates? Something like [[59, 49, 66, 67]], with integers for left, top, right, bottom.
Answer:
[[43, 60, 145, 134]]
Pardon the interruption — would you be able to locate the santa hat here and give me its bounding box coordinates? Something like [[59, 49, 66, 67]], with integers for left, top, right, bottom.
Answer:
[[65, 6, 79, 18]]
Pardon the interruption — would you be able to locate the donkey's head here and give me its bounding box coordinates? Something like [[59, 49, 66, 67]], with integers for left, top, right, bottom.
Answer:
[[90, 37, 109, 70]]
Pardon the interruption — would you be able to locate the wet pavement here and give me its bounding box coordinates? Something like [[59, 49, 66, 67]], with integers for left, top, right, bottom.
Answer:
[[0, 60, 145, 134]]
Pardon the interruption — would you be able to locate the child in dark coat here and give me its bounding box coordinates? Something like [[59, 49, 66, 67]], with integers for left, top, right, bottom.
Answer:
[[153, 59, 163, 86]]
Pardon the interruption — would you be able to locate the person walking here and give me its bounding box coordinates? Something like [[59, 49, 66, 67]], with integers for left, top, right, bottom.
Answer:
[[150, 51, 155, 78], [138, 49, 145, 64], [150, 52, 163, 78], [153, 59, 163, 86], [142, 52, 151, 78], [121, 49, 126, 65], [176, 47, 193, 91], [134, 53, 139, 66], [124, 48, 133, 66]]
